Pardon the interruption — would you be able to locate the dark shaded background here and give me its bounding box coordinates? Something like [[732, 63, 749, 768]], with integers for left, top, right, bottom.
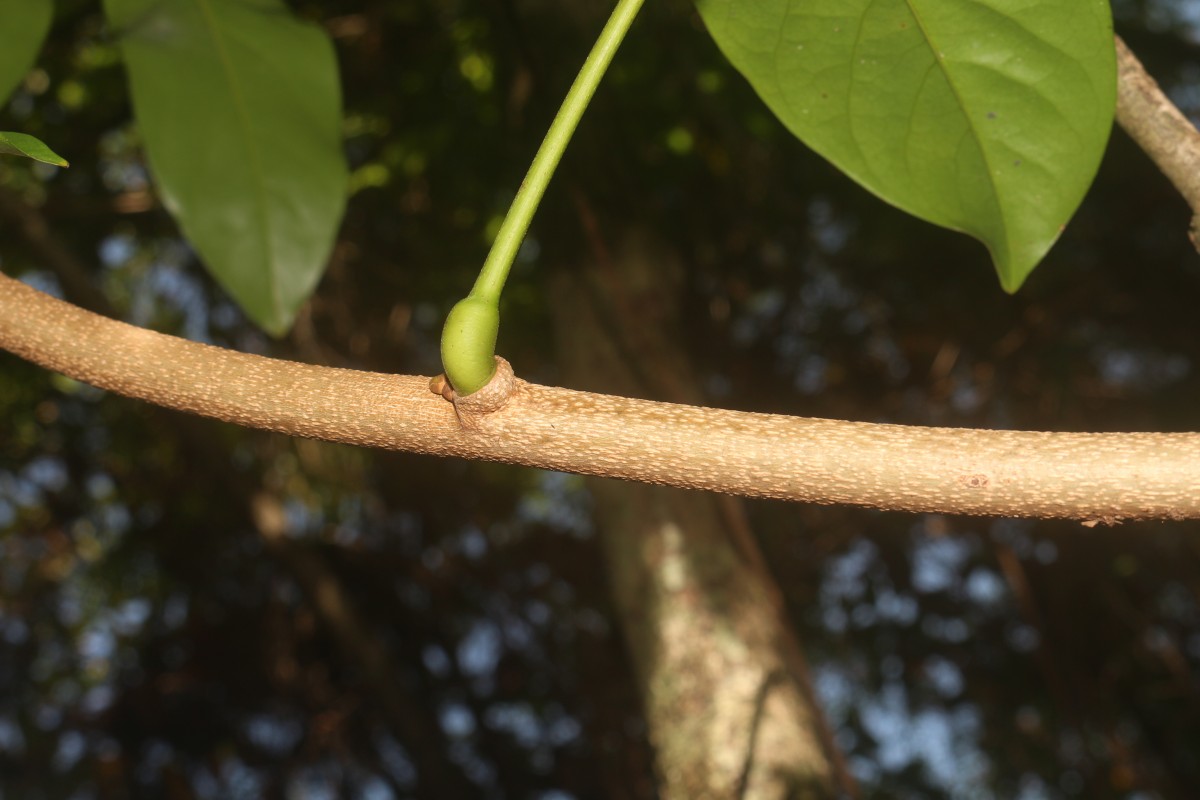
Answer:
[[3, 0, 1200, 797]]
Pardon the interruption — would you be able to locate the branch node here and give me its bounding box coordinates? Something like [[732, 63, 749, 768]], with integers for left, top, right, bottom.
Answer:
[[448, 356, 518, 431]]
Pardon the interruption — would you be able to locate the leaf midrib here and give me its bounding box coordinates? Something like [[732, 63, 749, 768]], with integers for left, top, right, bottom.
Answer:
[[903, 0, 1009, 262], [192, 0, 280, 322]]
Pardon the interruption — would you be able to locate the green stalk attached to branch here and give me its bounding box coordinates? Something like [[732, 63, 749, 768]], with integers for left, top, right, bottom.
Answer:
[[439, 0, 646, 396]]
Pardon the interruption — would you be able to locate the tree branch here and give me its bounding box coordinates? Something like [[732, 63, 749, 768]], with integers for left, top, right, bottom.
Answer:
[[1114, 35, 1200, 249], [3, 271, 1197, 521]]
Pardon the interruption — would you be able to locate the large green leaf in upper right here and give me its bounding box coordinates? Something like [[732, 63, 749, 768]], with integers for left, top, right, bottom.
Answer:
[[697, 0, 1116, 291]]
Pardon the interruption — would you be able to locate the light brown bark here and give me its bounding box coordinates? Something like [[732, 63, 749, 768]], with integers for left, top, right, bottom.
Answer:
[[1114, 35, 1200, 248], [4, 39, 1200, 522], [2, 270, 1199, 521]]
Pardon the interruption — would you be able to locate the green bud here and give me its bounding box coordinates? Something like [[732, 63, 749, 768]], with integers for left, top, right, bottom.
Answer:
[[440, 295, 499, 395]]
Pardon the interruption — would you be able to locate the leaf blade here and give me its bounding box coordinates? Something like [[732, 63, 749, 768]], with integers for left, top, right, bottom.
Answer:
[[0, 131, 68, 166], [697, 0, 1116, 290], [104, 0, 348, 334], [0, 0, 53, 105]]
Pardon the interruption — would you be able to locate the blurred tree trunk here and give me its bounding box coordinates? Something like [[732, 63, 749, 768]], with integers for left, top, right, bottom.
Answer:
[[552, 227, 846, 798]]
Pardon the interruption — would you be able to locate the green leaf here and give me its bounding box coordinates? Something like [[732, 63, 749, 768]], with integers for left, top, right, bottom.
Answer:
[[0, 131, 68, 166], [697, 0, 1116, 291], [0, 0, 52, 105], [104, 0, 348, 335]]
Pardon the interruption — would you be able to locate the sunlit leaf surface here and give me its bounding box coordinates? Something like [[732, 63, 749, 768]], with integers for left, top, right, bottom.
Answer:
[[0, 131, 67, 166], [105, 0, 348, 334], [698, 0, 1116, 290]]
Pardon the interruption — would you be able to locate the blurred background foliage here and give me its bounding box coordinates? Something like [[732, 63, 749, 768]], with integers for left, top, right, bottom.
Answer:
[[2, 0, 1200, 797]]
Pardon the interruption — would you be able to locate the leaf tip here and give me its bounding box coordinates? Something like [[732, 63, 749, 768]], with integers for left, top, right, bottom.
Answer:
[[996, 267, 1026, 294], [0, 132, 68, 167], [259, 314, 293, 339]]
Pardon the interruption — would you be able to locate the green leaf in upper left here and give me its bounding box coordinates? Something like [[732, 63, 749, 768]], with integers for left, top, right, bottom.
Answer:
[[0, 0, 53, 105], [104, 0, 349, 336], [0, 132, 68, 166]]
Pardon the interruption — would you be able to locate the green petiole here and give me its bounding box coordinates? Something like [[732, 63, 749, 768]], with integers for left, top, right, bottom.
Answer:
[[439, 0, 646, 396]]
